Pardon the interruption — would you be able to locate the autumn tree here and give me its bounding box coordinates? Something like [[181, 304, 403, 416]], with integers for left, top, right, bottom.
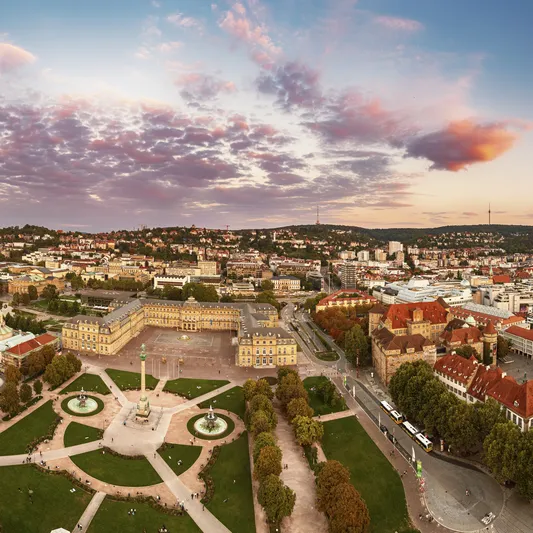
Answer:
[[277, 366, 299, 382], [255, 378, 274, 399], [316, 460, 351, 512], [327, 483, 370, 533], [254, 445, 283, 481], [276, 373, 308, 409], [293, 416, 324, 446], [0, 382, 20, 415], [25, 351, 46, 378], [258, 474, 296, 525], [19, 383, 32, 403], [4, 364, 22, 385], [286, 397, 314, 422], [253, 432, 278, 462], [250, 409, 278, 436], [243, 379, 258, 401], [33, 379, 43, 395]]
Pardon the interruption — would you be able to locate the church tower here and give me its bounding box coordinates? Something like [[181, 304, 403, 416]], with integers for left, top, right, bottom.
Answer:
[[482, 320, 498, 366]]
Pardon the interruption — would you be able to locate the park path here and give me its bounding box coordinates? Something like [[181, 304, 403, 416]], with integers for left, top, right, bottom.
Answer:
[[313, 409, 352, 422], [146, 452, 232, 533], [77, 490, 107, 531], [87, 366, 130, 407], [273, 406, 328, 533], [152, 378, 168, 395], [166, 382, 235, 415], [0, 440, 102, 466]]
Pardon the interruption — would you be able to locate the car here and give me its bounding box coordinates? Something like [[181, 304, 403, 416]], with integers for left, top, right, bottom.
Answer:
[[387, 433, 398, 445], [380, 424, 388, 434]]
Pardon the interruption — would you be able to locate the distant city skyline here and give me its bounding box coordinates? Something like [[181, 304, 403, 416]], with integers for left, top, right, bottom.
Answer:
[[0, 0, 532, 231]]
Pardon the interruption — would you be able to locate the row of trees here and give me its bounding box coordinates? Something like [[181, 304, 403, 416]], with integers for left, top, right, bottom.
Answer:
[[243, 378, 295, 527], [4, 312, 46, 335], [316, 460, 370, 533], [312, 308, 372, 366], [146, 282, 219, 302], [0, 366, 43, 417], [389, 360, 506, 456]]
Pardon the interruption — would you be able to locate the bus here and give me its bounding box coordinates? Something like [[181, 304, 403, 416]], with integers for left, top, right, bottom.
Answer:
[[415, 433, 433, 453], [380, 400, 394, 414], [401, 421, 419, 439], [390, 411, 404, 424]]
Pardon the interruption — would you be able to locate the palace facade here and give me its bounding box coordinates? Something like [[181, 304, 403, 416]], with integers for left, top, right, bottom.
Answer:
[[61, 297, 297, 367]]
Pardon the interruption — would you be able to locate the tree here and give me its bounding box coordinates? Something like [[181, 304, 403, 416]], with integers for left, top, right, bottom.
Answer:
[[256, 290, 280, 310], [455, 345, 478, 360], [248, 394, 275, 417], [66, 352, 82, 373], [4, 364, 22, 385], [40, 344, 56, 366], [59, 300, 69, 315], [316, 460, 351, 512], [292, 416, 324, 446], [41, 284, 58, 301], [21, 292, 31, 305], [24, 350, 45, 377], [497, 337, 512, 359], [33, 379, 43, 395], [182, 282, 218, 302], [515, 430, 533, 500], [27, 285, 38, 301], [254, 445, 282, 481], [317, 379, 341, 408], [344, 325, 371, 366], [277, 366, 299, 382], [258, 474, 296, 525], [19, 383, 32, 403], [483, 422, 521, 483], [472, 398, 506, 444], [445, 402, 479, 456], [243, 379, 258, 401], [253, 432, 278, 462], [220, 294, 235, 303], [0, 382, 20, 415], [43, 354, 75, 388], [327, 483, 370, 533], [286, 397, 314, 422], [249, 409, 277, 436], [261, 279, 274, 292], [275, 373, 308, 408], [11, 292, 21, 307], [255, 379, 274, 399]]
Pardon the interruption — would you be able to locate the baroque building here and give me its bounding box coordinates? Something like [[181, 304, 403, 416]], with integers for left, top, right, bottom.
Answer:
[[61, 297, 297, 367]]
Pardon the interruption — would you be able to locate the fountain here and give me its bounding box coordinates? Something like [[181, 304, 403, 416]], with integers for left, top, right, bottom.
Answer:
[[178, 334, 190, 341], [193, 405, 228, 436], [66, 388, 98, 414]]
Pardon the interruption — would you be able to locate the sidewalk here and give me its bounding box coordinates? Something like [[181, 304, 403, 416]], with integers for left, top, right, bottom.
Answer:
[[77, 490, 107, 531]]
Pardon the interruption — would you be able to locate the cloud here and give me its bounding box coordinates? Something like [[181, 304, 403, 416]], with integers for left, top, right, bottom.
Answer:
[[156, 41, 183, 53], [218, 2, 281, 65], [0, 43, 36, 73], [167, 12, 203, 31], [256, 61, 323, 110], [462, 211, 477, 216], [175, 73, 236, 101], [374, 16, 423, 32], [405, 120, 520, 171]]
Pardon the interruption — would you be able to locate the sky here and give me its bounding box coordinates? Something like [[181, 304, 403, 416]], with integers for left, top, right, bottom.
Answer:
[[0, 0, 532, 232]]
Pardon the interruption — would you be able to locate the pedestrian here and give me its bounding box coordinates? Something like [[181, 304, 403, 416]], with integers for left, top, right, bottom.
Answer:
[[191, 493, 194, 500]]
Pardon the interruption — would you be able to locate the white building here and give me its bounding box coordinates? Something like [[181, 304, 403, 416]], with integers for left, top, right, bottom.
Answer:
[[388, 241, 403, 255], [271, 276, 301, 292], [357, 250, 370, 262], [153, 275, 190, 289]]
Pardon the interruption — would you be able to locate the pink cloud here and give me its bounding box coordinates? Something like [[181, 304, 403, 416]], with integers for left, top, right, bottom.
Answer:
[[175, 73, 236, 100], [405, 119, 521, 171], [0, 43, 36, 73], [374, 15, 423, 32], [167, 12, 203, 30]]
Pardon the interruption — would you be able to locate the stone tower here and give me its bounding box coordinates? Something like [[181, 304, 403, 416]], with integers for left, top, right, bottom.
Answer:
[[482, 320, 498, 367]]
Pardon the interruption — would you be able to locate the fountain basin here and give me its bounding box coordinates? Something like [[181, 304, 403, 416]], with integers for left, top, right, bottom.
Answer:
[[61, 395, 104, 417], [187, 413, 235, 440]]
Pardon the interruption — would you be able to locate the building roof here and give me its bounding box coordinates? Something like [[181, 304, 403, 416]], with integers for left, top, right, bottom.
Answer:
[[441, 326, 482, 345], [486, 377, 533, 419], [381, 301, 449, 329], [467, 365, 505, 402], [317, 289, 376, 307], [373, 327, 434, 353], [368, 303, 387, 315], [492, 275, 511, 284], [5, 333, 57, 358], [434, 353, 479, 385], [504, 325, 533, 342]]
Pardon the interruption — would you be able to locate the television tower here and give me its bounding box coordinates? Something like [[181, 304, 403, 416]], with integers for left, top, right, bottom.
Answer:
[[316, 205, 320, 225], [488, 203, 491, 225]]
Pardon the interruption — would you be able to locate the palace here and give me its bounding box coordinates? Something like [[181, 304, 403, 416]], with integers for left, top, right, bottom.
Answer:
[[61, 297, 298, 367]]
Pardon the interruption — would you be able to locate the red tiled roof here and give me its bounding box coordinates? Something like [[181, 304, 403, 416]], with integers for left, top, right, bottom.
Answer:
[[467, 365, 504, 402], [505, 325, 533, 342], [484, 320, 497, 335], [486, 377, 533, 419], [434, 354, 479, 385], [5, 333, 57, 357], [452, 308, 523, 327], [382, 301, 449, 329], [440, 326, 482, 345], [492, 275, 511, 284], [373, 327, 434, 353]]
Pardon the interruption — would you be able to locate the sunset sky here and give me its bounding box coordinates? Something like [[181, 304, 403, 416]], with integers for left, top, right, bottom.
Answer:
[[1, 0, 532, 231]]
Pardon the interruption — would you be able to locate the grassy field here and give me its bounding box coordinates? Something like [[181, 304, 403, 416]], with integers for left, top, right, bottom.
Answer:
[[105, 369, 159, 391], [322, 416, 412, 533], [70, 450, 162, 487], [163, 377, 229, 399], [158, 443, 202, 476], [87, 498, 202, 533], [303, 376, 347, 416], [0, 465, 92, 533], [198, 386, 245, 420], [0, 400, 58, 455], [64, 422, 103, 447], [207, 432, 255, 533], [60, 374, 111, 395]]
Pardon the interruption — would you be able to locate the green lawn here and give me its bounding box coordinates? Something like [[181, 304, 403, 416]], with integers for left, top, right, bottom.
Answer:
[[322, 416, 412, 533], [60, 374, 111, 395], [105, 369, 159, 391], [70, 450, 162, 487], [87, 498, 201, 533], [158, 443, 202, 476], [207, 432, 255, 533], [0, 465, 92, 533], [0, 400, 58, 455], [198, 386, 245, 419], [64, 422, 103, 447], [163, 377, 229, 399], [303, 376, 348, 416]]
